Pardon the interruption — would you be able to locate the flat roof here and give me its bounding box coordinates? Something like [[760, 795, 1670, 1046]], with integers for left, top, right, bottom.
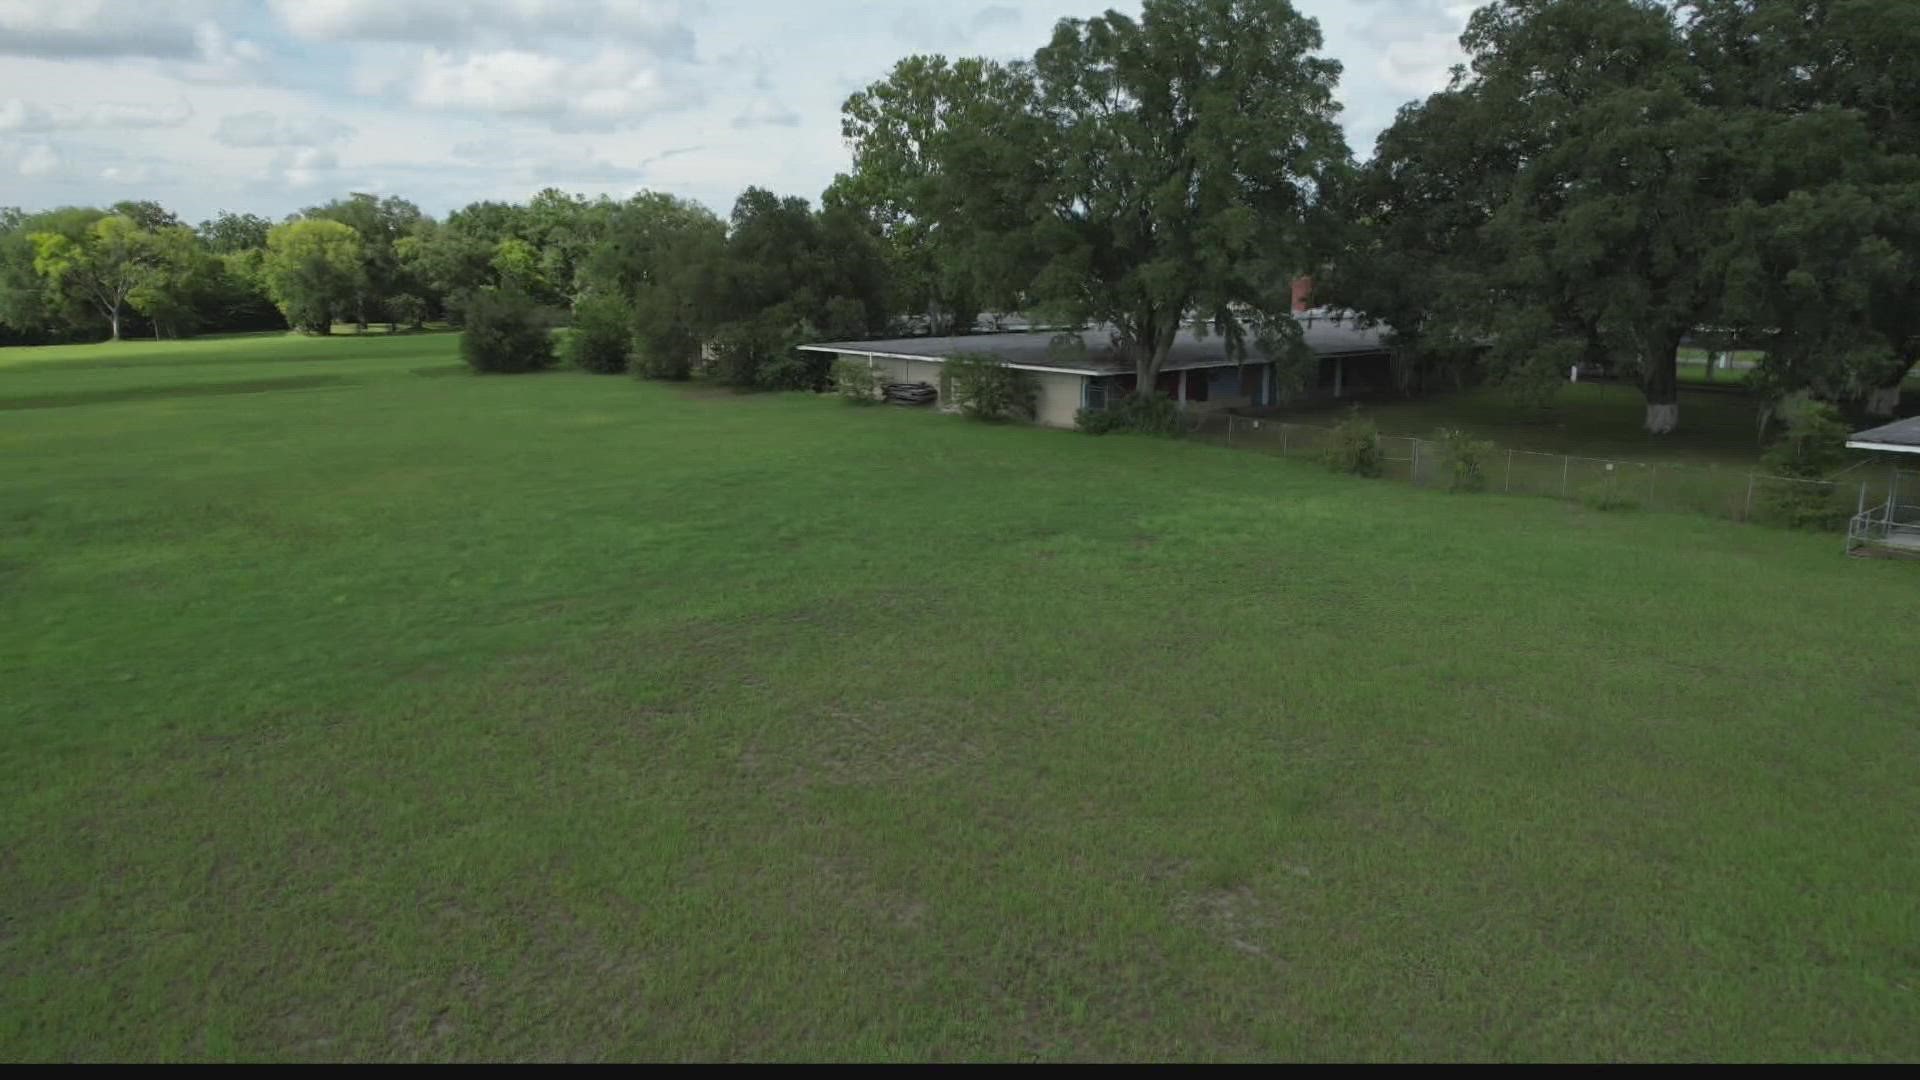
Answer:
[[800, 312, 1390, 376], [1847, 415, 1920, 454]]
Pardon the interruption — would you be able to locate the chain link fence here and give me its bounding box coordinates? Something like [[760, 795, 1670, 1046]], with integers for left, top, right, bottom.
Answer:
[[1212, 414, 1883, 531]]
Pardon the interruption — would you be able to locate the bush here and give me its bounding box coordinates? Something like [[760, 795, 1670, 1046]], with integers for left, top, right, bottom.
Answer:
[[387, 293, 428, 331], [1076, 392, 1186, 436], [459, 287, 556, 374], [563, 293, 633, 374], [1434, 427, 1496, 493], [632, 323, 698, 380], [1756, 395, 1852, 530], [1322, 408, 1383, 477], [1578, 478, 1641, 512], [946, 354, 1037, 421], [832, 357, 884, 404]]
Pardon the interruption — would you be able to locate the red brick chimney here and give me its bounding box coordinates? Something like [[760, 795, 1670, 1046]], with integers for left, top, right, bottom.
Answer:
[[1291, 276, 1315, 312]]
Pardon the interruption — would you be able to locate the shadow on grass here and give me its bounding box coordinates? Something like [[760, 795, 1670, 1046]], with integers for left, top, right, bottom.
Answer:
[[0, 374, 355, 411]]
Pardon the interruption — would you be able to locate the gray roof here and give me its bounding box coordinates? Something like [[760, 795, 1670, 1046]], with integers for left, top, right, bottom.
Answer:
[[1848, 415, 1920, 451], [800, 312, 1390, 375]]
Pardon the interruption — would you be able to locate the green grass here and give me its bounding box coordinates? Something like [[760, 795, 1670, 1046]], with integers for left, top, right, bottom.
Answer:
[[4, 334, 1918, 1061], [1281, 382, 1778, 469]]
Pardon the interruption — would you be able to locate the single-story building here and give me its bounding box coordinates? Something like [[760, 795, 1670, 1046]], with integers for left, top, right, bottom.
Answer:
[[799, 312, 1393, 429], [1846, 415, 1920, 456], [1844, 416, 1920, 556]]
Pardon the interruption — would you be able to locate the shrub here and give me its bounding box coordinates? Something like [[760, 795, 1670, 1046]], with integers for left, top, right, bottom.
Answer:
[[563, 293, 634, 374], [632, 323, 698, 380], [1578, 478, 1641, 512], [1322, 408, 1383, 477], [387, 293, 428, 330], [1434, 427, 1495, 493], [946, 354, 1037, 421], [1076, 392, 1185, 436], [459, 287, 555, 374], [832, 357, 884, 404], [1756, 395, 1852, 530]]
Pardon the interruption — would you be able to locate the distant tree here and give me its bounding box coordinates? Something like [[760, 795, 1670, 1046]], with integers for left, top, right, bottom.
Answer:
[[262, 219, 365, 334], [709, 187, 891, 388], [110, 200, 185, 234], [127, 226, 222, 339], [303, 194, 427, 330], [29, 214, 162, 341], [836, 55, 1046, 333], [197, 210, 273, 255], [1325, 89, 1503, 396], [1, 206, 107, 342], [582, 192, 728, 380], [460, 286, 555, 373], [563, 291, 633, 374], [1690, 0, 1920, 417], [396, 218, 496, 322], [1017, 0, 1350, 390]]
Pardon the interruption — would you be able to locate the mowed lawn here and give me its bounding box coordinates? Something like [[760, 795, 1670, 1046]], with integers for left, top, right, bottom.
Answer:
[[3, 334, 1917, 1062]]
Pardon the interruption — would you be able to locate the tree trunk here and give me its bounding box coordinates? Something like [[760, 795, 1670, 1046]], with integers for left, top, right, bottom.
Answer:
[[108, 306, 121, 341], [1642, 333, 1681, 435]]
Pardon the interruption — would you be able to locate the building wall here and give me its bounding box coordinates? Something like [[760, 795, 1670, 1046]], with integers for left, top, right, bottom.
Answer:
[[1033, 371, 1087, 428], [838, 353, 1085, 427]]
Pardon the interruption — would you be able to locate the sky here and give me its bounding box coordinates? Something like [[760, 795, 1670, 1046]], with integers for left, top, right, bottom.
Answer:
[[0, 0, 1479, 223]]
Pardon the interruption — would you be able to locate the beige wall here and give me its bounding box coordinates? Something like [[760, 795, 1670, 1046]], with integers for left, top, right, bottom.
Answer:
[[847, 354, 1086, 427], [1032, 371, 1086, 428]]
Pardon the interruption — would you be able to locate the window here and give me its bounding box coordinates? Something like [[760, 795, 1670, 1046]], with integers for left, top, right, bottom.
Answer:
[[1084, 377, 1109, 411], [1186, 369, 1210, 402]]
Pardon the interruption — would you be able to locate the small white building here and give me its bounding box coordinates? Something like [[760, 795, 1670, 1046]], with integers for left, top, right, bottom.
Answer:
[[1845, 416, 1920, 556], [800, 313, 1393, 429]]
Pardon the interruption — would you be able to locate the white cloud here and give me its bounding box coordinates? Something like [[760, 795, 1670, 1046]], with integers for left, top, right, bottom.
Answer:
[[411, 46, 700, 129], [0, 0, 220, 58], [1377, 31, 1466, 96], [17, 143, 61, 177], [0, 97, 193, 132], [732, 97, 798, 130], [100, 162, 158, 184], [270, 0, 696, 57], [214, 111, 356, 148], [270, 146, 340, 188]]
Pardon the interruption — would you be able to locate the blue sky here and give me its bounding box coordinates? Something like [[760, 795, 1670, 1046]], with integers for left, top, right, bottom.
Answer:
[[0, 0, 1477, 222]]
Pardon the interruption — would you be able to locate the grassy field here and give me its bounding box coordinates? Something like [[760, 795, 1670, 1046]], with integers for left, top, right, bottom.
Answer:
[[3, 333, 1918, 1061]]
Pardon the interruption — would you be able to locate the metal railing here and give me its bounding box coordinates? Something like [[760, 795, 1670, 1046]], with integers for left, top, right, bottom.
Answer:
[[1213, 414, 1897, 533]]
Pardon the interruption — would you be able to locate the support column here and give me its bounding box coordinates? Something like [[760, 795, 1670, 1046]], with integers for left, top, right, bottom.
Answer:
[[1178, 369, 1188, 407], [1261, 363, 1273, 406], [1334, 358, 1344, 399]]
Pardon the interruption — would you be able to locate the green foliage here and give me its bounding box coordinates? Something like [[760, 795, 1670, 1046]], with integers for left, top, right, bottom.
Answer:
[[303, 194, 428, 329], [1434, 427, 1496, 493], [387, 293, 428, 330], [263, 219, 365, 334], [1759, 396, 1852, 480], [562, 292, 633, 374], [1578, 478, 1642, 513], [945, 354, 1036, 421], [459, 287, 555, 374], [831, 357, 884, 404], [1757, 395, 1853, 529], [1322, 408, 1384, 477], [1023, 0, 1348, 385], [1075, 392, 1184, 437], [196, 210, 272, 255], [28, 214, 160, 340]]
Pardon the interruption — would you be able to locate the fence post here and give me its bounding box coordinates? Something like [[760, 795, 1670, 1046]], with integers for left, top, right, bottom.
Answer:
[[1648, 465, 1657, 509], [1226, 413, 1234, 448], [1281, 423, 1289, 455], [1561, 455, 1571, 498], [1744, 474, 1756, 522], [1411, 440, 1420, 486], [1505, 450, 1513, 493]]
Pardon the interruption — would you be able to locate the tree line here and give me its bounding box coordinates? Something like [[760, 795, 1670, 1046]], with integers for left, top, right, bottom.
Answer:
[[3, 0, 1916, 431]]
